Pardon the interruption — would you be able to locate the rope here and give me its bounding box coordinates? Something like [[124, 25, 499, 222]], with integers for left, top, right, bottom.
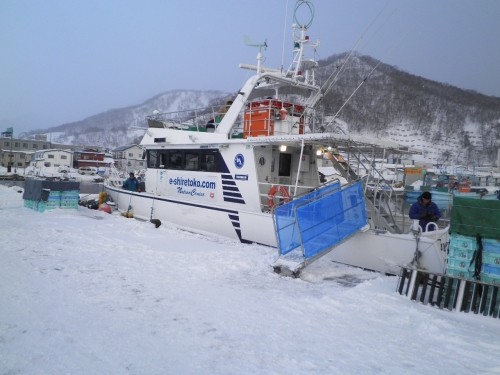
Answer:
[[311, 0, 389, 111], [469, 234, 483, 281]]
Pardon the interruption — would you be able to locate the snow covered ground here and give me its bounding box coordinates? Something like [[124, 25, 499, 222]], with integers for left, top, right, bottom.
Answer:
[[1, 184, 499, 375]]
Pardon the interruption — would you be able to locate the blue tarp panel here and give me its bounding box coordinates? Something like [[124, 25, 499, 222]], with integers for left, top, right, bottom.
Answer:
[[274, 181, 367, 260], [298, 182, 367, 259], [274, 181, 341, 255]]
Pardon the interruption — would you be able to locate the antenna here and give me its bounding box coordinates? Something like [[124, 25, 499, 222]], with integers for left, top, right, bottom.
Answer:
[[244, 36, 268, 73]]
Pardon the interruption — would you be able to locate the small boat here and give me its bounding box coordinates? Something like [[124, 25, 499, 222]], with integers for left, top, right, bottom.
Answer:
[[105, 0, 448, 276]]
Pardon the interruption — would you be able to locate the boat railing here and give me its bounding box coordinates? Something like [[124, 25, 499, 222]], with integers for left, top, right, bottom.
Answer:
[[258, 181, 318, 212], [332, 142, 411, 234], [241, 102, 337, 138], [146, 100, 335, 138], [146, 105, 244, 135]]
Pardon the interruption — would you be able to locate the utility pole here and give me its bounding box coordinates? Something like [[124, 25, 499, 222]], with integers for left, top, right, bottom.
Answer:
[[9, 129, 13, 173], [2, 127, 14, 173]]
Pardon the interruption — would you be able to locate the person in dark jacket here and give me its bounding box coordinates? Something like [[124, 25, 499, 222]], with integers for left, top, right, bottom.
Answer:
[[123, 172, 139, 192], [409, 191, 441, 232]]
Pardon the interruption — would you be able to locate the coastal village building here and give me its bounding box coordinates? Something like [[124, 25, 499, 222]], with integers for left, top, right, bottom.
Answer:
[[73, 149, 108, 169], [0, 134, 105, 171], [0, 136, 75, 170], [31, 149, 74, 169], [112, 145, 145, 173]]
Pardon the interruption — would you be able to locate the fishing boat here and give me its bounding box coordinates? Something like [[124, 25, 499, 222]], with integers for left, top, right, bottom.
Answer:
[[105, 0, 449, 276]]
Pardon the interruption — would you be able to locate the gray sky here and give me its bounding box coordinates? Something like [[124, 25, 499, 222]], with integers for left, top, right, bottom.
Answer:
[[1, 0, 500, 134]]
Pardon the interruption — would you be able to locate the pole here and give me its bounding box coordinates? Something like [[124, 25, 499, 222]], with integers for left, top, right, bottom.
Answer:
[[7, 128, 13, 173]]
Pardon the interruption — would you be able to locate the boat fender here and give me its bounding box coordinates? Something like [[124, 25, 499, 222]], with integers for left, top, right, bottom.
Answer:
[[267, 185, 291, 209], [150, 219, 162, 228], [280, 108, 287, 120], [98, 203, 112, 214]]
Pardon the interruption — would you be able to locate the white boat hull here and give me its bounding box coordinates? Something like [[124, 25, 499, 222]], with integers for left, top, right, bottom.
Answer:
[[326, 228, 448, 275], [105, 185, 278, 246], [106, 185, 448, 276]]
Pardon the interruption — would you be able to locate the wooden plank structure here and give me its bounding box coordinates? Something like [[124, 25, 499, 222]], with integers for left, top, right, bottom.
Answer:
[[397, 267, 500, 318]]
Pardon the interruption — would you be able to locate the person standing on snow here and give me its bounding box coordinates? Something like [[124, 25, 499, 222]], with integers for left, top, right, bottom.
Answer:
[[122, 172, 139, 192], [409, 191, 441, 232]]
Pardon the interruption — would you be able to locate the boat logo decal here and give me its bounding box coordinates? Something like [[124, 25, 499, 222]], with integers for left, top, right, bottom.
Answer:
[[167, 175, 217, 201], [235, 174, 248, 181], [234, 154, 244, 169]]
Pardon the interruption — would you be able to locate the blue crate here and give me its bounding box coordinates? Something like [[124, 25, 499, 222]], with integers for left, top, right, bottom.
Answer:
[[48, 190, 61, 198], [481, 274, 500, 286], [447, 257, 473, 271], [37, 201, 46, 212], [61, 190, 79, 199], [60, 201, 78, 209], [45, 200, 59, 209], [483, 252, 500, 266], [450, 234, 477, 251], [446, 267, 473, 279], [482, 264, 500, 276], [483, 238, 500, 254], [449, 245, 475, 260]]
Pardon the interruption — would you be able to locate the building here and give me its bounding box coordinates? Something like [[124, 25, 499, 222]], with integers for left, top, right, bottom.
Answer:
[[73, 149, 108, 169], [0, 136, 78, 169], [31, 149, 73, 169], [112, 145, 145, 173]]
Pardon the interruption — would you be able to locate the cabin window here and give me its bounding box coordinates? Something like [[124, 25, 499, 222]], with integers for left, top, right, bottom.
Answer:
[[201, 152, 216, 172], [146, 148, 227, 173], [159, 151, 168, 168], [61, 155, 67, 159], [185, 152, 199, 170], [169, 151, 184, 169], [147, 150, 159, 168]]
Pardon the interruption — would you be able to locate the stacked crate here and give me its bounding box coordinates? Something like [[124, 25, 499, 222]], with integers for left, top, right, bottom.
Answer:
[[447, 197, 500, 286], [446, 234, 476, 279], [60, 190, 79, 209], [23, 179, 80, 212], [46, 190, 62, 210], [481, 239, 500, 286]]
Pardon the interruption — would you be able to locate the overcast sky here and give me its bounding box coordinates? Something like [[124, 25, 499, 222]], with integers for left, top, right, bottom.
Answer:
[[1, 0, 499, 134]]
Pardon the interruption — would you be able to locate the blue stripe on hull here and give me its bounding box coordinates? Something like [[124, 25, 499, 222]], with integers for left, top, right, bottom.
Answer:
[[105, 185, 258, 243]]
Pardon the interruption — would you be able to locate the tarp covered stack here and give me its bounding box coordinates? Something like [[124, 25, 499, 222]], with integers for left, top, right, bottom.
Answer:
[[447, 197, 500, 285], [23, 178, 80, 212]]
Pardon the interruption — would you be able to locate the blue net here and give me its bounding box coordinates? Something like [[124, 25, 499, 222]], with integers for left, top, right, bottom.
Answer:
[[274, 181, 367, 260]]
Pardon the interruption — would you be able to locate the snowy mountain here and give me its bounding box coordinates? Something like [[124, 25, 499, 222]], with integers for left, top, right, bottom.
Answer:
[[23, 53, 500, 165], [317, 53, 500, 166], [24, 90, 229, 149]]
